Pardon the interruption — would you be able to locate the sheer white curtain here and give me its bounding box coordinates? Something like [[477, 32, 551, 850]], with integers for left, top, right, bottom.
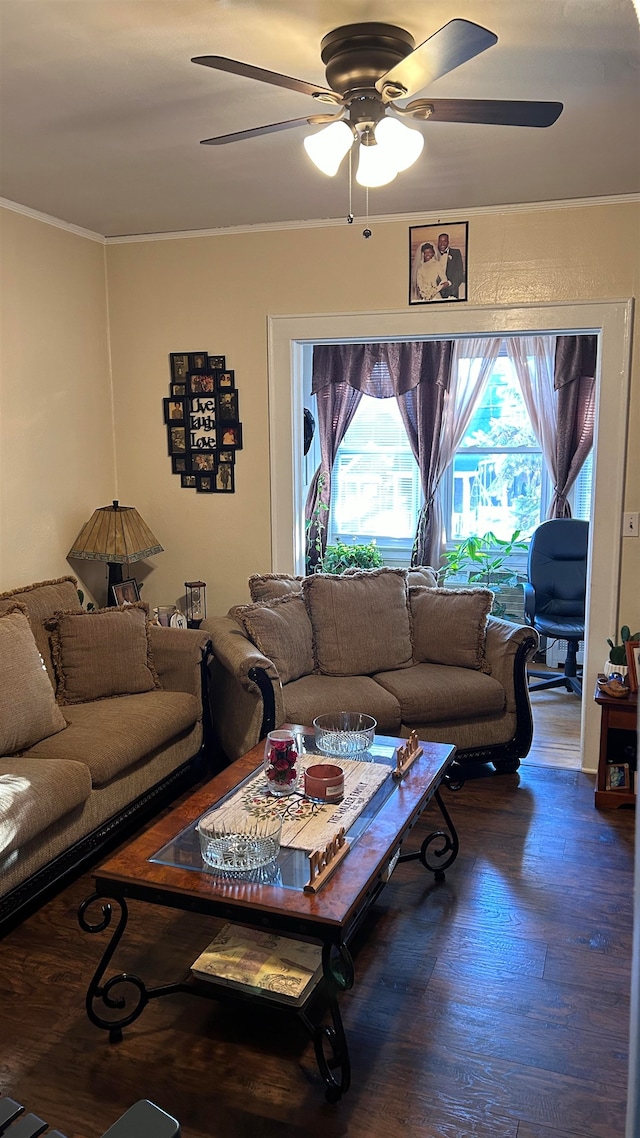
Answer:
[[505, 335, 558, 517], [430, 337, 502, 562]]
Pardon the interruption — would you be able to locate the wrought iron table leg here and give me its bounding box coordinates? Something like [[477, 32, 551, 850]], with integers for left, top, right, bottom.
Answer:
[[300, 942, 353, 1102], [398, 785, 460, 880], [78, 892, 184, 1042]]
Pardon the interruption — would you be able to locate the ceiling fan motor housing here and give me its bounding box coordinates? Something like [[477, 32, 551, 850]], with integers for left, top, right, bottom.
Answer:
[[320, 23, 415, 100]]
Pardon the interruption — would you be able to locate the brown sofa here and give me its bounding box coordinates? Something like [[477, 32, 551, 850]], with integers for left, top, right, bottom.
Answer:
[[0, 576, 211, 931], [202, 567, 538, 774]]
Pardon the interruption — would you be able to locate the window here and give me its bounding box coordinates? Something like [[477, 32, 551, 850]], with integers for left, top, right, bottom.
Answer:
[[327, 395, 421, 564], [308, 339, 592, 567], [445, 354, 549, 544]]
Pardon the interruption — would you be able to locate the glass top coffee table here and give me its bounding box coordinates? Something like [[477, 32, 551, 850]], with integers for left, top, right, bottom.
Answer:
[[79, 727, 459, 1101]]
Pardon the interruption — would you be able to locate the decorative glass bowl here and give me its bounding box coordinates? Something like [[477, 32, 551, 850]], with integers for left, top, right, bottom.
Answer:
[[313, 712, 377, 757], [197, 808, 282, 876]]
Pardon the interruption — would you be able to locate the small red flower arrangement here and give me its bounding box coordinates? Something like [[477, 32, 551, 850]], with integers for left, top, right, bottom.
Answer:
[[264, 732, 298, 793]]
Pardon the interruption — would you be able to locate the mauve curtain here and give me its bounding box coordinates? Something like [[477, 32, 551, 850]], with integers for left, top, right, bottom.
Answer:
[[506, 334, 596, 518], [553, 335, 597, 518], [505, 336, 558, 517], [304, 381, 363, 570], [305, 342, 452, 568], [401, 338, 501, 566]]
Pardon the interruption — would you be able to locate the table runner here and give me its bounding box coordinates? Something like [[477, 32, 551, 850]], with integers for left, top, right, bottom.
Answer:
[[203, 756, 391, 852]]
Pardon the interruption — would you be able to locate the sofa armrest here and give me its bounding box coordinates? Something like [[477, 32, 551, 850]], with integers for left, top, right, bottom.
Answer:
[[485, 617, 539, 712], [148, 626, 211, 701], [200, 616, 285, 762]]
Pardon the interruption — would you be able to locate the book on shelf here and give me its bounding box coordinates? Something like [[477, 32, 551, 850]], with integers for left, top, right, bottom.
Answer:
[[190, 923, 323, 1007]]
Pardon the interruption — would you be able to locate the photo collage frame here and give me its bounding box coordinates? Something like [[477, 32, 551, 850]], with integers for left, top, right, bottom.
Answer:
[[165, 352, 242, 493]]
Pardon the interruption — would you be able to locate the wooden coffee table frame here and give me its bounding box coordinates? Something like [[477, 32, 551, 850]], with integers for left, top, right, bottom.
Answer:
[[78, 729, 459, 1101]]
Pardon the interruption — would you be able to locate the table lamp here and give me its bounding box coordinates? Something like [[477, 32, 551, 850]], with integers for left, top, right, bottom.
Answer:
[[68, 500, 164, 602]]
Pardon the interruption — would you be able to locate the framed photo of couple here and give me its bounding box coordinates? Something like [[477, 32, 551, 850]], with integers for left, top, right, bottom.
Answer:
[[409, 222, 468, 305]]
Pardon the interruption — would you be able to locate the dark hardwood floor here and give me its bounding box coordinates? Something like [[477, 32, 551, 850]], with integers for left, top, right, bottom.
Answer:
[[0, 759, 633, 1138]]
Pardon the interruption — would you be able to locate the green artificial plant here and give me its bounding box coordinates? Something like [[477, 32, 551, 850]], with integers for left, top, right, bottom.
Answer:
[[607, 625, 640, 665], [305, 471, 329, 574], [437, 529, 529, 619], [322, 539, 384, 575]]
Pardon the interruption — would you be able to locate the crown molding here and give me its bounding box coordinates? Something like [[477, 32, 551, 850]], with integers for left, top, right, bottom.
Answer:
[[105, 194, 639, 243], [2, 192, 638, 245], [0, 197, 106, 243]]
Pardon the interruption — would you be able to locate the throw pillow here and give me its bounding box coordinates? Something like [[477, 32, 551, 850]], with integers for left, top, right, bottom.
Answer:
[[233, 594, 314, 684], [406, 566, 438, 588], [248, 573, 304, 602], [0, 603, 68, 754], [0, 575, 81, 683], [409, 586, 493, 672], [45, 602, 161, 705], [302, 568, 413, 677]]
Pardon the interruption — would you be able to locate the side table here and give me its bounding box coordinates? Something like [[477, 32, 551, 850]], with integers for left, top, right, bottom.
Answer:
[[594, 684, 638, 809]]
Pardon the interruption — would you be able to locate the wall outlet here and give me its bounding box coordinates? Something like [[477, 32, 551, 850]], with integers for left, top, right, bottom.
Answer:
[[623, 511, 640, 537]]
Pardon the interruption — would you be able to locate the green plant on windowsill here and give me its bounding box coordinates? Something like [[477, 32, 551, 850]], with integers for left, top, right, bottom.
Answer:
[[322, 539, 384, 575], [437, 529, 528, 619], [607, 625, 640, 665]]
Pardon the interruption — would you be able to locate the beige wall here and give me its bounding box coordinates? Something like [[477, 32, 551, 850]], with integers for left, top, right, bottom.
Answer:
[[0, 208, 114, 598], [106, 200, 640, 622], [1, 199, 638, 629]]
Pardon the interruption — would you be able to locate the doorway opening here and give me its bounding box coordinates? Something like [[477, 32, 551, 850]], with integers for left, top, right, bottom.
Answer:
[[267, 300, 633, 773]]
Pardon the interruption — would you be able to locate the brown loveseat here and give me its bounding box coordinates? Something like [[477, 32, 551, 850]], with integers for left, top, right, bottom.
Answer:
[[203, 567, 538, 774], [0, 576, 211, 931]]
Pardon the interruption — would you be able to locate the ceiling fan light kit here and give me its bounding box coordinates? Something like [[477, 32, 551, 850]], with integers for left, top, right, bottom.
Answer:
[[373, 115, 424, 173], [304, 113, 425, 186], [303, 119, 354, 176], [193, 17, 563, 196]]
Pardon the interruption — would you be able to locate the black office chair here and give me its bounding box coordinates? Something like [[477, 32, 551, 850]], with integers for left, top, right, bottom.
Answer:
[[523, 518, 588, 699]]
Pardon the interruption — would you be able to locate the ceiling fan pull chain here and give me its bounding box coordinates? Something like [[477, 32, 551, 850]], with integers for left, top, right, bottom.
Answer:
[[347, 148, 354, 224], [363, 186, 372, 239]]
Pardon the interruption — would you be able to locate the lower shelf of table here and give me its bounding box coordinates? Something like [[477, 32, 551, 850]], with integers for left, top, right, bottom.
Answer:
[[595, 788, 636, 810]]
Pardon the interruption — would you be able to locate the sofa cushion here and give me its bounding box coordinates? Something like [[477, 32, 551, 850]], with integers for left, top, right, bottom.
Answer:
[[248, 573, 304, 602], [409, 586, 493, 672], [373, 663, 506, 725], [26, 690, 201, 786], [282, 674, 402, 736], [45, 602, 161, 705], [302, 569, 413, 676], [0, 605, 68, 755], [231, 594, 314, 684], [406, 566, 438, 588], [0, 756, 92, 858], [0, 575, 81, 683]]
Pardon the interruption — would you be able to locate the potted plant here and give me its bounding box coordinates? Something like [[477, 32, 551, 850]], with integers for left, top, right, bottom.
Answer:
[[437, 530, 528, 619], [322, 539, 383, 575], [606, 625, 640, 678]]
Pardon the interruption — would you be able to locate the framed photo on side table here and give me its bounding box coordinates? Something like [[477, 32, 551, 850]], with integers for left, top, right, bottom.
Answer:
[[409, 221, 468, 305], [112, 578, 140, 606], [605, 762, 631, 791]]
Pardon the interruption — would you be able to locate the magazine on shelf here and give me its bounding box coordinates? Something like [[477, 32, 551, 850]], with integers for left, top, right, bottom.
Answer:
[[190, 923, 323, 1006]]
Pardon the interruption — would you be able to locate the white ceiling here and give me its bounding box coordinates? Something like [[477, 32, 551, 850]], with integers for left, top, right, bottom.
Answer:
[[0, 0, 638, 238]]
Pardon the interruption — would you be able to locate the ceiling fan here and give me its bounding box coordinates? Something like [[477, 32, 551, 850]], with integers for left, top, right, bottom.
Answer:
[[192, 19, 563, 187]]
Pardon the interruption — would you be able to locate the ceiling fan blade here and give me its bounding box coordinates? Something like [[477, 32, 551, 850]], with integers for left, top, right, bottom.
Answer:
[[200, 116, 331, 145], [407, 98, 563, 127], [377, 19, 497, 98], [192, 56, 335, 100]]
